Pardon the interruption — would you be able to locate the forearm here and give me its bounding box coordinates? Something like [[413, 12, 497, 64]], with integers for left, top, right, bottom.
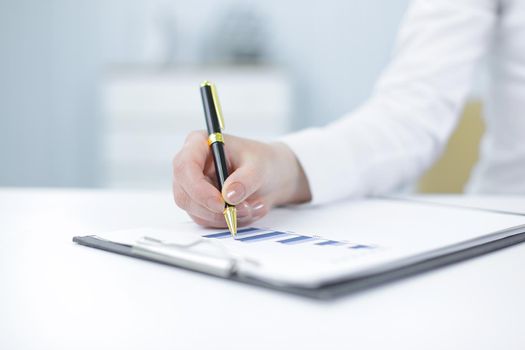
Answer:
[[282, 0, 497, 204]]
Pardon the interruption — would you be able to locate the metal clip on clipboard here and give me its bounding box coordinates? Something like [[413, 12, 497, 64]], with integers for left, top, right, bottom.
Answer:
[[131, 236, 238, 278]]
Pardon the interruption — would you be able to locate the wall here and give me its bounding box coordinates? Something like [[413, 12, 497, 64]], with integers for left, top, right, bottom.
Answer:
[[0, 0, 410, 187]]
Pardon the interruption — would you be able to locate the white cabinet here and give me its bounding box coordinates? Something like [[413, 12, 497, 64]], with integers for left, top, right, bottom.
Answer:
[[101, 66, 293, 188]]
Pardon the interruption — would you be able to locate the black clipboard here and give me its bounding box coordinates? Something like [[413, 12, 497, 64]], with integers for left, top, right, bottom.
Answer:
[[73, 227, 525, 300]]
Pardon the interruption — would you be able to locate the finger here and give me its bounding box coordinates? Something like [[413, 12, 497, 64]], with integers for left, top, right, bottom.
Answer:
[[186, 201, 256, 228], [175, 162, 225, 213], [173, 184, 227, 221], [245, 197, 271, 220], [173, 145, 224, 214], [189, 199, 269, 229], [189, 214, 225, 228], [189, 213, 257, 229], [181, 130, 209, 167], [222, 163, 264, 205], [182, 130, 236, 178]]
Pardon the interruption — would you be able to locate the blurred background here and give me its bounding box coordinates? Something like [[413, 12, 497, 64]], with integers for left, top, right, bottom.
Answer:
[[0, 0, 486, 192]]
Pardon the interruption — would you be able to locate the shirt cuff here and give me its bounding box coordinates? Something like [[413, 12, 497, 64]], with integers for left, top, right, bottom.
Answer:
[[280, 126, 364, 205]]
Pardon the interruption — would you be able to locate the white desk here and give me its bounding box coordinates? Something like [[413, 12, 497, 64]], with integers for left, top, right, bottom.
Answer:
[[1, 189, 524, 350]]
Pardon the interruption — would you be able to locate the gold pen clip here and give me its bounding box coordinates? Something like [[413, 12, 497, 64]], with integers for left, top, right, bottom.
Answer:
[[210, 83, 225, 130]]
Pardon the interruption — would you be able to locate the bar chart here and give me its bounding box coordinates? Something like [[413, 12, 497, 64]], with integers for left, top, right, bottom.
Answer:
[[202, 227, 375, 250]]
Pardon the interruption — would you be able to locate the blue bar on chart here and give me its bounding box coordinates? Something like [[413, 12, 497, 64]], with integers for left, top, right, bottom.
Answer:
[[236, 231, 289, 242], [202, 227, 375, 251], [315, 240, 344, 246], [278, 235, 316, 245], [203, 227, 261, 239], [349, 244, 372, 250]]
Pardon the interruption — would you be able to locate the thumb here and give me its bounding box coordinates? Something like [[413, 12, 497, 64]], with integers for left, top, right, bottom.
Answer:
[[222, 164, 264, 205]]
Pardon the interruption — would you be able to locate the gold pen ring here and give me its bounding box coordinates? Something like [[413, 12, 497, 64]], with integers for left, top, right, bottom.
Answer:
[[208, 132, 224, 146]]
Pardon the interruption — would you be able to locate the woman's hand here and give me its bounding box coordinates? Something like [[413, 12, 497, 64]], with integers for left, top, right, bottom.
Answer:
[[172, 131, 311, 228]]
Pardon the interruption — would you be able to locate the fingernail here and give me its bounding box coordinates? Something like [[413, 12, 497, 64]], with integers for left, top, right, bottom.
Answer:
[[206, 197, 224, 213], [236, 201, 251, 218], [251, 202, 266, 218], [225, 182, 246, 204], [237, 216, 253, 225]]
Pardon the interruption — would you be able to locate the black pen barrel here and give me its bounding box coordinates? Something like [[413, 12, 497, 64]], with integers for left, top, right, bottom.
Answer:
[[211, 142, 229, 191], [200, 85, 221, 134]]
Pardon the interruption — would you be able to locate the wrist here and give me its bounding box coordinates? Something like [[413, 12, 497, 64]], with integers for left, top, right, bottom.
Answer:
[[269, 142, 312, 206]]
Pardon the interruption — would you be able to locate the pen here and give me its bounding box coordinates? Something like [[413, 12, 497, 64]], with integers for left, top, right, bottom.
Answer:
[[199, 81, 237, 237]]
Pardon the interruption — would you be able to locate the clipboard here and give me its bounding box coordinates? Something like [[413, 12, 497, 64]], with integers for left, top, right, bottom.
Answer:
[[73, 221, 525, 300]]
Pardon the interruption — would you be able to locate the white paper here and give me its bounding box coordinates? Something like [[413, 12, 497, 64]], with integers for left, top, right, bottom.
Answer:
[[90, 199, 525, 288]]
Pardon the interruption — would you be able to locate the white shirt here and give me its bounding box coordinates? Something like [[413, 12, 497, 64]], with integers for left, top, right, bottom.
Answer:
[[283, 0, 525, 204]]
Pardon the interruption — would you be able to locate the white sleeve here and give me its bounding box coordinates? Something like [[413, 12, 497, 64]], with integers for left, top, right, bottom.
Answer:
[[282, 0, 497, 204]]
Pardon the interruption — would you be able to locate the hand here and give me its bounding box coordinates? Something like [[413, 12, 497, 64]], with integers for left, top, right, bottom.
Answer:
[[172, 131, 311, 228]]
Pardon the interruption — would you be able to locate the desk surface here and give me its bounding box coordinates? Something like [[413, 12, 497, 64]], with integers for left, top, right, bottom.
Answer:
[[1, 188, 524, 350]]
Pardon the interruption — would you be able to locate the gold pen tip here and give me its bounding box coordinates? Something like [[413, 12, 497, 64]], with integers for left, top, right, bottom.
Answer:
[[223, 206, 237, 237], [200, 80, 212, 88]]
